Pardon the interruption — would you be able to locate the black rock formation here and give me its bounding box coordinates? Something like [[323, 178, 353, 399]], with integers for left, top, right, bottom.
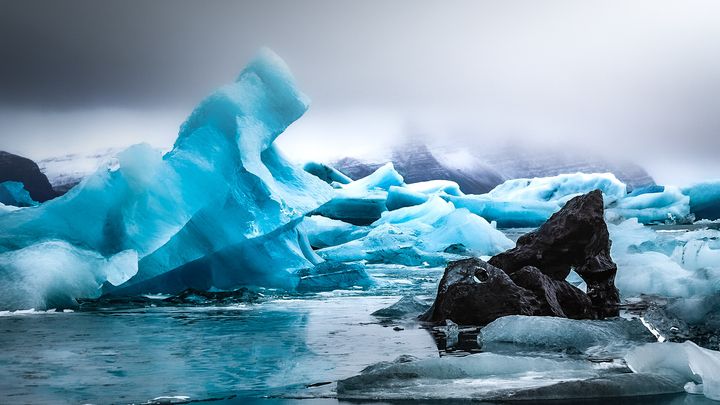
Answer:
[[0, 151, 57, 202], [489, 189, 620, 317], [423, 190, 620, 325], [420, 258, 539, 325]]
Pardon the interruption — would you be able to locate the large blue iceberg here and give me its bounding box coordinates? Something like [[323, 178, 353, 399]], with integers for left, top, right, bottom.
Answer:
[[0, 49, 370, 310]]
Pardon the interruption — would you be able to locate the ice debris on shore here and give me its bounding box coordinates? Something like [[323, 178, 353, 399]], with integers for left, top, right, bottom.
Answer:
[[626, 341, 720, 400]]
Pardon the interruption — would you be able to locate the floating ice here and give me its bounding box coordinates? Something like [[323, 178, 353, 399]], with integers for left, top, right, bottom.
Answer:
[[385, 186, 429, 211], [337, 352, 600, 400], [625, 341, 720, 400], [480, 315, 655, 355], [0, 49, 372, 309], [302, 161, 352, 185], [609, 219, 720, 298], [0, 181, 38, 207], [318, 197, 513, 266], [300, 215, 368, 249], [606, 185, 690, 224], [683, 180, 720, 221]]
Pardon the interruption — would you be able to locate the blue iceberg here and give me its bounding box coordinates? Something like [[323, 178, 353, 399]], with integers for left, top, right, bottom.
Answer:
[[0, 49, 370, 309], [0, 181, 38, 207], [682, 180, 720, 221]]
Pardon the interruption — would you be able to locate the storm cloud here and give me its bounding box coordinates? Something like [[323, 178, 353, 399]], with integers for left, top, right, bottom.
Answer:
[[1, 0, 719, 184]]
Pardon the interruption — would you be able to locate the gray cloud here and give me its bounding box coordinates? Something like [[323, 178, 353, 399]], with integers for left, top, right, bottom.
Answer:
[[1, 0, 720, 185]]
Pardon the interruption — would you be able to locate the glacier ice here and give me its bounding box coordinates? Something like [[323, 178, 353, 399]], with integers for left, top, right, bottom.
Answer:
[[318, 196, 513, 266], [337, 352, 600, 400], [385, 185, 429, 211], [0, 181, 38, 207], [683, 180, 720, 221], [0, 49, 372, 309], [302, 161, 352, 185], [606, 185, 690, 224], [300, 215, 369, 249], [480, 315, 655, 354], [445, 173, 692, 227], [609, 219, 720, 298], [625, 341, 720, 400]]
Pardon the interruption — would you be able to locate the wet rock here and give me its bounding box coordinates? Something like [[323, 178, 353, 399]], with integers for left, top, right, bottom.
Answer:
[[510, 266, 593, 319], [420, 257, 539, 325], [489, 190, 620, 317], [0, 151, 57, 203]]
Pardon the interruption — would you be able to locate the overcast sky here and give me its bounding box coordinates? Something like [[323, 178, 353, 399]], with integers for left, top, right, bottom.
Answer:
[[1, 0, 719, 185]]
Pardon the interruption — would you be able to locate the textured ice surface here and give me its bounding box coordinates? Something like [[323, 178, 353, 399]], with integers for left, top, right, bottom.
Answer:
[[683, 180, 720, 221], [0, 49, 364, 309], [300, 215, 369, 249], [302, 161, 352, 185], [337, 352, 601, 400], [480, 315, 655, 355], [0, 241, 137, 309], [607, 185, 690, 224], [385, 185, 429, 211], [0, 181, 38, 207], [626, 341, 720, 400], [318, 197, 513, 265], [609, 219, 720, 298]]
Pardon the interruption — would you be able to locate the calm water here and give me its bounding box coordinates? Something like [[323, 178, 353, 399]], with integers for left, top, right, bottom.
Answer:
[[0, 267, 442, 404]]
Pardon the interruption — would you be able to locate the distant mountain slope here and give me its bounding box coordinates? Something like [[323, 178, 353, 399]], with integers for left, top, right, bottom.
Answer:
[[334, 141, 505, 194], [38, 148, 120, 194], [333, 140, 655, 194], [0, 151, 57, 202]]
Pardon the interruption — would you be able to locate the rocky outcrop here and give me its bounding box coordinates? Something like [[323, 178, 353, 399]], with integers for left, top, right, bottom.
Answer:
[[489, 189, 619, 317], [0, 151, 57, 203], [423, 190, 620, 325]]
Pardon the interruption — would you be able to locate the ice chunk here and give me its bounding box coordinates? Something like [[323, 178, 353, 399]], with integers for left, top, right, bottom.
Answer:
[[480, 315, 655, 354], [0, 49, 362, 308], [385, 186, 429, 211], [683, 180, 720, 221], [337, 352, 599, 400], [0, 181, 38, 207], [300, 215, 369, 249], [340, 162, 404, 194], [318, 197, 513, 266], [371, 295, 432, 319], [484, 172, 627, 205], [446, 194, 559, 228], [609, 219, 720, 298], [0, 240, 137, 310], [625, 341, 720, 400], [302, 161, 352, 185], [406, 180, 463, 196], [606, 186, 690, 224]]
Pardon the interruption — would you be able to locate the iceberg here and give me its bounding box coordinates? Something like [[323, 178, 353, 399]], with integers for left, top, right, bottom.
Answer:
[[302, 161, 352, 185], [445, 172, 626, 228], [682, 180, 720, 221], [337, 353, 600, 400], [318, 197, 514, 266], [609, 219, 720, 298], [480, 315, 655, 354], [606, 185, 690, 224], [299, 215, 369, 249], [0, 49, 371, 309], [625, 341, 720, 400], [0, 181, 38, 207]]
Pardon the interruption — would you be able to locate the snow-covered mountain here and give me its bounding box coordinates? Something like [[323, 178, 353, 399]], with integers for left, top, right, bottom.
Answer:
[[37, 148, 121, 194], [333, 139, 655, 193]]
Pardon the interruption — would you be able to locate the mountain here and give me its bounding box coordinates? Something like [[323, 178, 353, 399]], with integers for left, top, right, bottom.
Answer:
[[334, 141, 505, 194], [333, 140, 655, 194], [37, 148, 121, 194], [0, 151, 57, 202]]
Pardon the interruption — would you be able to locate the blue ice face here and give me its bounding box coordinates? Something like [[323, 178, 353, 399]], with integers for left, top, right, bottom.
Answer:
[[0, 49, 348, 310]]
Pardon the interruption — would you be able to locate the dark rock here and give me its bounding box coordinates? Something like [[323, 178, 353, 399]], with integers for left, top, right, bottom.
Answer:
[[420, 258, 539, 325], [489, 189, 620, 317], [372, 295, 432, 319], [0, 151, 57, 203], [510, 266, 593, 319]]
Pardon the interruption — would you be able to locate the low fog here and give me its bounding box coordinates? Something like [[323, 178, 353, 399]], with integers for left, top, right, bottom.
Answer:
[[1, 0, 719, 185]]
